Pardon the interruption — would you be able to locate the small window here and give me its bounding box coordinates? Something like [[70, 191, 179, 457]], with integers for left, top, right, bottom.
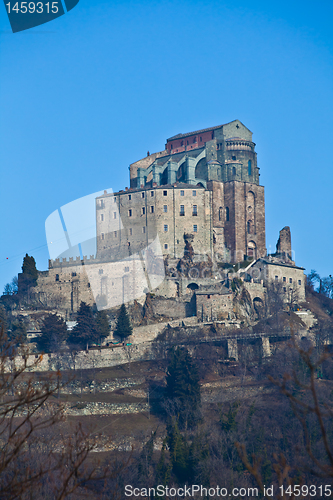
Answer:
[[101, 214, 104, 221], [113, 212, 117, 219], [129, 228, 132, 235], [289, 278, 292, 283], [180, 190, 184, 196], [187, 140, 189, 145], [283, 277, 286, 282], [199, 136, 202, 142], [101, 233, 105, 240], [193, 205, 197, 216], [193, 225, 198, 232], [55, 274, 59, 282], [219, 207, 223, 221], [128, 194, 131, 201], [232, 155, 236, 161], [163, 205, 168, 213], [124, 267, 129, 272], [180, 205, 185, 216], [150, 206, 154, 213], [298, 280, 301, 285], [163, 190, 167, 196], [164, 244, 168, 250], [193, 136, 197, 143], [248, 160, 252, 176], [177, 239, 179, 244], [275, 275, 278, 281], [87, 283, 90, 288], [247, 221, 251, 234], [164, 225, 168, 232], [226, 207, 229, 222], [114, 197, 116, 203], [283, 287, 287, 292], [207, 295, 211, 299], [99, 269, 103, 275], [72, 272, 76, 277], [233, 167, 236, 176], [192, 190, 196, 196], [142, 227, 146, 233], [151, 191, 154, 197], [128, 209, 132, 217], [142, 192, 145, 198], [171, 144, 173, 149], [114, 231, 117, 237], [181, 140, 183, 146], [142, 207, 145, 215]]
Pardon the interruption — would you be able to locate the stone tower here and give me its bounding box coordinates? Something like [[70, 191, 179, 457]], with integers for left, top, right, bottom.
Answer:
[[97, 120, 266, 263]]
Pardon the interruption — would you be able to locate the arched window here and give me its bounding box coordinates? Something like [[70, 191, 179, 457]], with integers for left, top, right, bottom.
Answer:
[[248, 160, 252, 176], [225, 207, 229, 222], [219, 207, 223, 221], [193, 136, 197, 143], [247, 241, 256, 258]]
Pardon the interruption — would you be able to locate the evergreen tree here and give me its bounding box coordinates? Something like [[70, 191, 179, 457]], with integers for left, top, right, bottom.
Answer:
[[68, 302, 99, 349], [37, 314, 67, 353], [166, 347, 201, 428], [20, 254, 38, 294], [95, 310, 110, 343], [0, 306, 8, 333], [114, 304, 132, 341]]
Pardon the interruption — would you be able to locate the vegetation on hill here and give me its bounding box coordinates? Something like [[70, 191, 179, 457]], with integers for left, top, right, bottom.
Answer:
[[114, 303, 132, 340]]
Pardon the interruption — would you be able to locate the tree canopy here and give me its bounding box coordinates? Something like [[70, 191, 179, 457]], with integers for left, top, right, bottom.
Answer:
[[37, 314, 68, 353], [20, 254, 38, 294], [165, 347, 201, 428], [67, 302, 99, 349], [114, 304, 132, 341]]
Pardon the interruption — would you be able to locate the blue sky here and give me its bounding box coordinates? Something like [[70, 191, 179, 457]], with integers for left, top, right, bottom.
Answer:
[[0, 0, 332, 293]]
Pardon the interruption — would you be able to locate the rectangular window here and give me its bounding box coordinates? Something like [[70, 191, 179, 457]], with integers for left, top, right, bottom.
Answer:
[[283, 287, 287, 292], [124, 266, 129, 272], [164, 244, 168, 250], [192, 205, 197, 216], [101, 233, 105, 240], [193, 225, 198, 232], [142, 192, 145, 198], [289, 278, 293, 283], [283, 277, 286, 282], [142, 207, 145, 215], [163, 190, 167, 196], [101, 214, 104, 221], [298, 280, 301, 285], [114, 231, 117, 237], [114, 197, 116, 203], [192, 190, 196, 196], [128, 194, 131, 200], [142, 227, 146, 233], [180, 190, 184, 196], [129, 228, 132, 235], [163, 205, 168, 213], [128, 209, 132, 217], [151, 191, 154, 197], [72, 272, 76, 277], [113, 212, 117, 219], [99, 269, 103, 275], [180, 205, 185, 216], [164, 225, 168, 232], [150, 206, 154, 213], [275, 275, 278, 281]]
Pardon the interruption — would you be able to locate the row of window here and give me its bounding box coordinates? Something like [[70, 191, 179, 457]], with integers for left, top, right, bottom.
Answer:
[[101, 204, 199, 220], [112, 189, 198, 203], [170, 137, 203, 149], [100, 224, 199, 239], [275, 276, 302, 285]]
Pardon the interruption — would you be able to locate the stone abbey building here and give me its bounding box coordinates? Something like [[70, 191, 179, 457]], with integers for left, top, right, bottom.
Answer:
[[97, 120, 266, 264], [31, 120, 305, 316]]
